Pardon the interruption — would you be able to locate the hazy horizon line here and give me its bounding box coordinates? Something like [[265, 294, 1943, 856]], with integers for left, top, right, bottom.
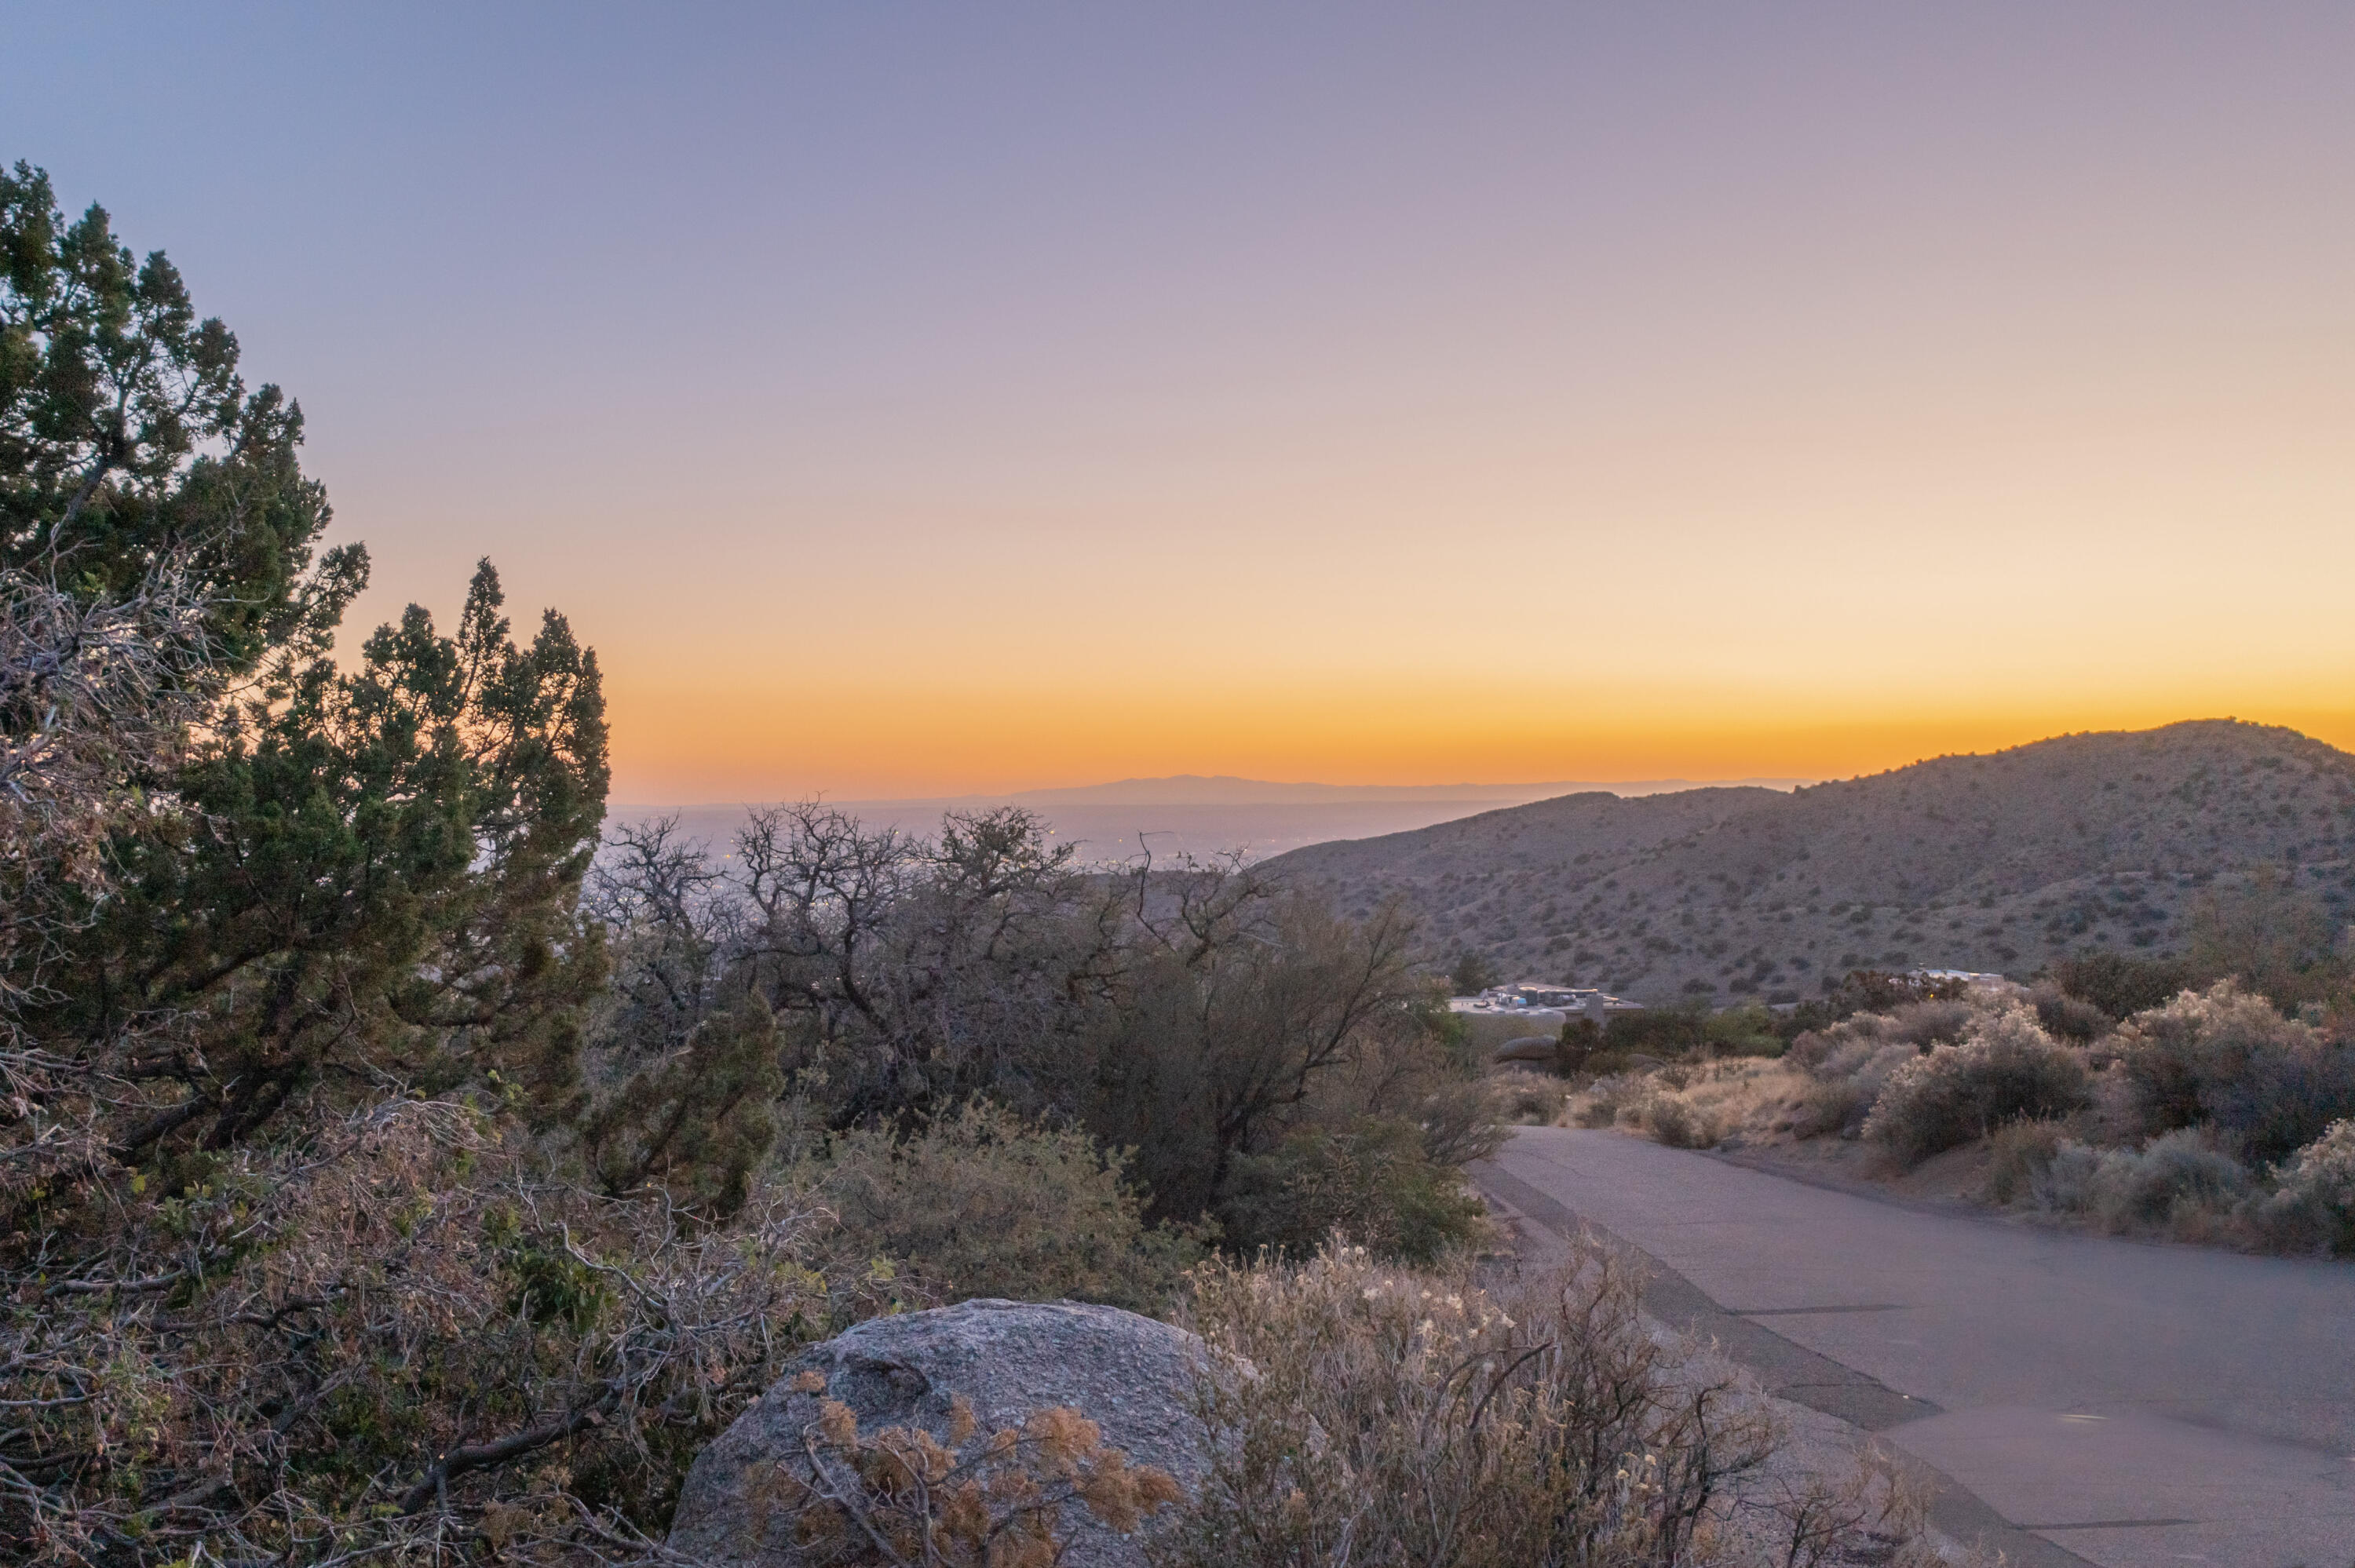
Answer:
[[609, 773, 1820, 811]]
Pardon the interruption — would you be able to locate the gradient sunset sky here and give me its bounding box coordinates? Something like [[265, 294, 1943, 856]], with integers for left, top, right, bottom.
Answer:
[[12, 5, 2353, 800]]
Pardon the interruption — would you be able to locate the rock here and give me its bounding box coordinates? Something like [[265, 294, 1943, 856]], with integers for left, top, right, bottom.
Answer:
[[1494, 1034, 1559, 1064], [668, 1298, 1217, 1567]]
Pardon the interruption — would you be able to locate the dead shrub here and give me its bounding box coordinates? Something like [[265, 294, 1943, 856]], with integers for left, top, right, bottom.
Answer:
[[747, 1381, 1182, 1567], [0, 1100, 889, 1566]]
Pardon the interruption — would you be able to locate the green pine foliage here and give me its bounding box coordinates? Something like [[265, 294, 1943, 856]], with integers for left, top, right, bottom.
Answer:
[[0, 164, 1517, 1565]]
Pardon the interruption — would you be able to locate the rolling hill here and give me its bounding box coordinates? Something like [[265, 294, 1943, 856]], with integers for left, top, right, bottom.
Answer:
[[1261, 720, 2355, 1004]]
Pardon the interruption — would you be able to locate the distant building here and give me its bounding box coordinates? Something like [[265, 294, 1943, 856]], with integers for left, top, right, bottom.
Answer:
[[1906, 968, 2010, 987], [1451, 980, 1643, 1017]]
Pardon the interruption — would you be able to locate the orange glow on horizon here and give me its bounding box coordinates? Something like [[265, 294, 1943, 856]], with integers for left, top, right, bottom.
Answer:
[[602, 672, 2355, 801]]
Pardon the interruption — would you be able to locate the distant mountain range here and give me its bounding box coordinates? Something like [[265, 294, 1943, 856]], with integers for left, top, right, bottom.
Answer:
[[1007, 775, 1814, 806], [608, 774, 1813, 863], [1259, 720, 2355, 1004]]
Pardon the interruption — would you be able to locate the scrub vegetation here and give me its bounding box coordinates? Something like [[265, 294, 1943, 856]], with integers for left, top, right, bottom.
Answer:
[[1570, 950, 2355, 1258], [0, 166, 1925, 1567], [1269, 720, 2355, 1007]]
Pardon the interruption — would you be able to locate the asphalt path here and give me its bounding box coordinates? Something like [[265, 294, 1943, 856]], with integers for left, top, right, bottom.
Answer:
[[1474, 1127, 2355, 1568]]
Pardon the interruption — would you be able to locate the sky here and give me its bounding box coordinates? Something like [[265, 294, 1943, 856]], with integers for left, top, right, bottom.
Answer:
[[9, 4, 2353, 800]]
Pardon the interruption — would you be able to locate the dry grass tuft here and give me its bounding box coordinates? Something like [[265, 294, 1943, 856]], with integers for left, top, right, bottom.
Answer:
[[1156, 1242, 1930, 1568]]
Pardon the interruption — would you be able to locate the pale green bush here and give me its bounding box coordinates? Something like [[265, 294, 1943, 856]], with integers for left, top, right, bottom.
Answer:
[[2087, 1129, 2253, 1231], [1984, 1118, 2068, 1205], [821, 1101, 1203, 1311], [1575, 1070, 1654, 1129], [1640, 1092, 1722, 1150], [1862, 1006, 2090, 1166], [2255, 1118, 2355, 1256], [2032, 1139, 2108, 1212], [1217, 1117, 1490, 1264], [1571, 1095, 1621, 1129], [1787, 1066, 1890, 1140], [2111, 983, 2355, 1163], [1491, 1067, 1571, 1125], [2004, 1128, 2251, 1236], [1786, 995, 2003, 1141]]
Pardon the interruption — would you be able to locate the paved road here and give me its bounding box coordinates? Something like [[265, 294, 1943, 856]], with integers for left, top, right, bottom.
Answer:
[[1475, 1128, 2355, 1568]]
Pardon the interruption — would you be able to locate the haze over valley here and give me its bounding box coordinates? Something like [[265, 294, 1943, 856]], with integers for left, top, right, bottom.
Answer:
[[615, 772, 1813, 864]]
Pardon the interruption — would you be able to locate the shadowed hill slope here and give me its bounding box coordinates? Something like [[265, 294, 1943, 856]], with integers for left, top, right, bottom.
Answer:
[[1263, 720, 2355, 1003]]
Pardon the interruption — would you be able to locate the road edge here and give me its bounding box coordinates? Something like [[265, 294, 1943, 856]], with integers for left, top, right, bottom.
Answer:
[[1470, 1158, 2096, 1568]]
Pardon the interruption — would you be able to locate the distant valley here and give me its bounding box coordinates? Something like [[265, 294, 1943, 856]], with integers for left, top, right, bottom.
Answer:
[[1261, 720, 2355, 1004], [610, 773, 1812, 864]]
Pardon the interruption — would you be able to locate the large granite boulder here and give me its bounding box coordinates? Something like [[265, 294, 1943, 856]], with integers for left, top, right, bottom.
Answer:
[[668, 1298, 1218, 1567], [1494, 1034, 1559, 1065]]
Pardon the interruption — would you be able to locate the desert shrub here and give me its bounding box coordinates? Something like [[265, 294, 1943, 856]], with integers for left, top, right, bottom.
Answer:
[[1785, 1021, 1928, 1141], [2047, 950, 2193, 1020], [1571, 1096, 1621, 1129], [1408, 1074, 1520, 1166], [1576, 1071, 1656, 1129], [2087, 1129, 2254, 1231], [1984, 1118, 2068, 1205], [1703, 1005, 1787, 1058], [2184, 865, 2349, 1011], [1640, 1092, 1722, 1150], [1775, 970, 1974, 1040], [1783, 1001, 1991, 1142], [2031, 1139, 2108, 1213], [2111, 983, 2355, 1162], [2009, 1129, 2252, 1236], [1879, 998, 1980, 1050], [1862, 1006, 2090, 1166], [1559, 1015, 1603, 1073], [1450, 948, 1502, 996], [1788, 1077, 1875, 1140], [0, 1101, 888, 1565], [1492, 1067, 1571, 1124], [1163, 1243, 1922, 1568], [2255, 1118, 2355, 1256], [821, 1102, 1204, 1312], [1599, 1002, 1714, 1057], [1582, 1047, 1667, 1078], [1218, 1118, 1489, 1264], [2028, 982, 2111, 1044], [1788, 994, 1986, 1077]]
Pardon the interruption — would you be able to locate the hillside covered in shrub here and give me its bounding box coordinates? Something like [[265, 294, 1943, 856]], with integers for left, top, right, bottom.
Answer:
[[1268, 721, 2355, 1002]]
